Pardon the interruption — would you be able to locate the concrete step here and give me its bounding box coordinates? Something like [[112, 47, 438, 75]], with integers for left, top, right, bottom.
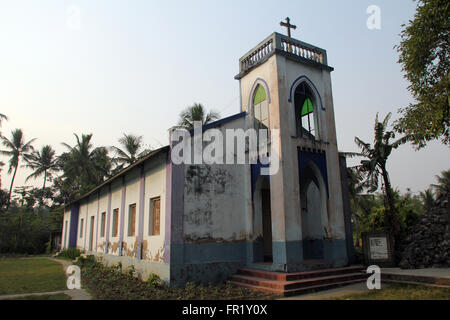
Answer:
[[230, 272, 367, 291], [228, 278, 368, 297], [237, 265, 366, 282], [229, 265, 369, 296]]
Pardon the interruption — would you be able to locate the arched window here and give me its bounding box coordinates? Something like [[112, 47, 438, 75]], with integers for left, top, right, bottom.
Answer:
[[253, 85, 269, 133], [294, 83, 316, 139]]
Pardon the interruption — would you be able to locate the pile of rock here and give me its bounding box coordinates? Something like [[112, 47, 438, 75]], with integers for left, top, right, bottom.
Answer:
[[399, 191, 450, 269]]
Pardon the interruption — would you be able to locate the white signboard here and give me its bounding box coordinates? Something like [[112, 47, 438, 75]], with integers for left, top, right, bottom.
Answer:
[[369, 237, 389, 260]]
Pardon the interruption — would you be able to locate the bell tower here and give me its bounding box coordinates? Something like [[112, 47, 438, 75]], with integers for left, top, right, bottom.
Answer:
[[236, 22, 349, 271]]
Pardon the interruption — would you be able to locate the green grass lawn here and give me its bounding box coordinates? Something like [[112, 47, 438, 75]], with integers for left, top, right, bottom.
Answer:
[[335, 283, 450, 300], [0, 258, 67, 295]]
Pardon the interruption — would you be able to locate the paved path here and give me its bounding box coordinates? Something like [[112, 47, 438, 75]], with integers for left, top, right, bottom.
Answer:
[[281, 268, 450, 300], [0, 258, 92, 300], [280, 282, 372, 300], [50, 258, 92, 300], [381, 268, 450, 278]]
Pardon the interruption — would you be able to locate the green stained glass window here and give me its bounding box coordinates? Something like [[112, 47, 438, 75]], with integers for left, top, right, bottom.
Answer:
[[301, 98, 314, 116], [253, 85, 267, 105]]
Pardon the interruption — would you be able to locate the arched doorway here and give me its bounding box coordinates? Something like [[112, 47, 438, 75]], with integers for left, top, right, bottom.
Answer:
[[252, 175, 273, 263], [300, 163, 329, 260]]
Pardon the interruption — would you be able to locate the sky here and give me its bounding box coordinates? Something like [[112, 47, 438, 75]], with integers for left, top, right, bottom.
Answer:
[[0, 0, 449, 195]]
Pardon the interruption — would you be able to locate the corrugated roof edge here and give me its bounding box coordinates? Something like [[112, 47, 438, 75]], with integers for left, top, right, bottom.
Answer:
[[62, 145, 169, 209]]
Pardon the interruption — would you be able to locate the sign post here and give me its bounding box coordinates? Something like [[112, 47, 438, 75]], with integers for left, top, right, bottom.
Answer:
[[362, 232, 395, 267]]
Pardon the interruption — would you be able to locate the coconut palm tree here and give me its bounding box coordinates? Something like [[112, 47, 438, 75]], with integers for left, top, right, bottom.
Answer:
[[354, 113, 411, 243], [419, 188, 436, 212], [24, 145, 60, 190], [61, 133, 111, 195], [110, 134, 151, 171], [0, 129, 36, 205], [0, 113, 8, 137], [175, 103, 220, 130], [432, 170, 450, 199]]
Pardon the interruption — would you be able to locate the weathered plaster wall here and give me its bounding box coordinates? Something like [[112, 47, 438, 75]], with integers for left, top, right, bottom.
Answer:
[[109, 179, 122, 256], [63, 153, 169, 282], [61, 208, 71, 249], [122, 168, 140, 258], [168, 116, 254, 285], [76, 200, 87, 250], [96, 189, 109, 254], [142, 154, 166, 263], [183, 117, 250, 251]]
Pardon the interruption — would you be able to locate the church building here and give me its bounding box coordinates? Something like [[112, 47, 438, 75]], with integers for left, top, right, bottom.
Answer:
[[61, 23, 355, 286]]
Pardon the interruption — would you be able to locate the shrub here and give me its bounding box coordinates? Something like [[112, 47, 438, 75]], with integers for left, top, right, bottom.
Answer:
[[146, 273, 162, 287], [76, 260, 274, 300], [58, 248, 81, 260]]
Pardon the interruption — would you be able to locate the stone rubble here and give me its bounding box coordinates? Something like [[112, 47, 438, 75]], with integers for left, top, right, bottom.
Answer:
[[399, 191, 450, 269]]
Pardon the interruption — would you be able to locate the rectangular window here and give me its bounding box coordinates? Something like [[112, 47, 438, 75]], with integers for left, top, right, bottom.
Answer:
[[112, 209, 119, 237], [89, 216, 95, 251], [128, 204, 136, 236], [79, 219, 84, 238], [149, 197, 161, 236], [100, 212, 106, 238]]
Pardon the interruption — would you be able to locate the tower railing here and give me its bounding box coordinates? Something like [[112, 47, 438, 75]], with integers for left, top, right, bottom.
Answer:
[[239, 32, 328, 73]]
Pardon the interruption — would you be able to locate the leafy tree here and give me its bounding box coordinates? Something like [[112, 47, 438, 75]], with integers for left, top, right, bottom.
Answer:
[[0, 189, 8, 213], [110, 134, 151, 172], [0, 129, 36, 206], [396, 189, 424, 236], [175, 103, 220, 130], [50, 177, 78, 207], [0, 206, 54, 254], [24, 145, 60, 190], [354, 113, 411, 243], [12, 186, 34, 208], [348, 170, 369, 248], [394, 0, 450, 148]]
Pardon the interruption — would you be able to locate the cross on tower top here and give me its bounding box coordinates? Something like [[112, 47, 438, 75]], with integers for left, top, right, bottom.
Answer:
[[280, 17, 297, 38]]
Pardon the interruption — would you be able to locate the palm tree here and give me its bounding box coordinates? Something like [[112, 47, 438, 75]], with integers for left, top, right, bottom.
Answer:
[[24, 145, 60, 190], [419, 188, 436, 212], [61, 133, 112, 195], [0, 113, 7, 137], [354, 113, 411, 243], [110, 134, 151, 171], [0, 129, 36, 205], [175, 103, 220, 130], [432, 170, 450, 198]]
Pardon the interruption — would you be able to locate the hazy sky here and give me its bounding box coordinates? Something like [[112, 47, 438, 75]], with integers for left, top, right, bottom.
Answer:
[[0, 0, 448, 195]]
